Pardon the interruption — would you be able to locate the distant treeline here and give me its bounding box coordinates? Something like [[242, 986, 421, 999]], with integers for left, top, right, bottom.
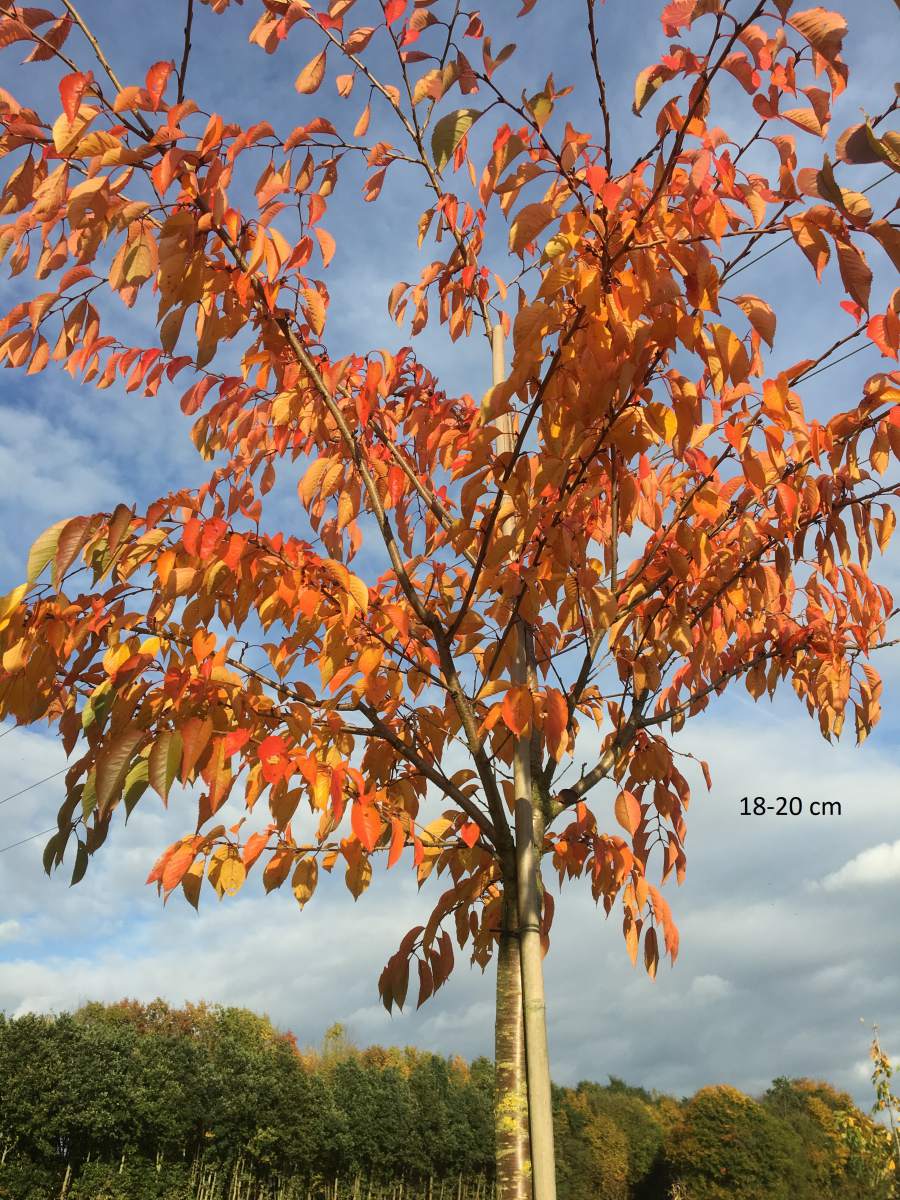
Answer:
[[0, 1000, 895, 1200]]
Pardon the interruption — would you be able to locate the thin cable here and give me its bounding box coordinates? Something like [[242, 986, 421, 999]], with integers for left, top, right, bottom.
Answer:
[[0, 768, 67, 806], [0, 826, 56, 854], [800, 340, 876, 381], [727, 171, 894, 281], [728, 234, 791, 280]]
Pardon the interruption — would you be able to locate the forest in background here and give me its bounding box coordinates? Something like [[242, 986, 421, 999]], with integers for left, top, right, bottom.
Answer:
[[0, 1000, 895, 1200]]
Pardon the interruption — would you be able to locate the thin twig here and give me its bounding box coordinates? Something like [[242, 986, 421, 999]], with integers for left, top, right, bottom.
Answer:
[[177, 0, 194, 104]]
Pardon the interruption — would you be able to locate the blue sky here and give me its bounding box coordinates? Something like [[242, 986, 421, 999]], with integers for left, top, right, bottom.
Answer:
[[1, 0, 899, 1109]]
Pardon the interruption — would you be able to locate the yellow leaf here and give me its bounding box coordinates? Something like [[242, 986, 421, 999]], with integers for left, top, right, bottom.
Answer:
[[0, 584, 26, 633], [431, 108, 481, 172], [633, 66, 665, 115], [125, 239, 155, 285], [299, 457, 333, 506], [513, 301, 550, 354], [27, 520, 66, 586], [345, 571, 369, 615], [292, 857, 318, 908], [2, 640, 27, 673], [52, 104, 97, 155], [218, 857, 246, 897]]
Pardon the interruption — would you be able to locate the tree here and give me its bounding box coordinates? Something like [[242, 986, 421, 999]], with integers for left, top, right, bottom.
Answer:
[[571, 1081, 666, 1194], [869, 1026, 900, 1187], [665, 1084, 803, 1200], [763, 1075, 896, 1199], [552, 1086, 630, 1200], [1, 1, 898, 1196]]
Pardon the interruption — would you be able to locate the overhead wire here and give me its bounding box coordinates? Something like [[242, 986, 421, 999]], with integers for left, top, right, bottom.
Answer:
[[0, 768, 67, 806], [727, 170, 895, 281], [800, 341, 876, 382], [0, 827, 57, 854]]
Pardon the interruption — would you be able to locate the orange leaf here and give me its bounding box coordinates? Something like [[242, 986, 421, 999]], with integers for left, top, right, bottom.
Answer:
[[161, 842, 195, 893], [836, 240, 872, 311], [501, 686, 533, 737], [314, 226, 336, 267], [296, 50, 327, 95], [614, 790, 642, 836], [387, 817, 405, 868], [145, 60, 174, 111], [543, 687, 569, 761], [351, 798, 384, 853], [243, 830, 269, 869]]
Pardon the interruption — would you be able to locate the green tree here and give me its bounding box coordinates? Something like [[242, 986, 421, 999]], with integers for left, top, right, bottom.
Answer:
[[553, 1086, 629, 1200], [574, 1080, 666, 1193], [665, 1084, 804, 1200]]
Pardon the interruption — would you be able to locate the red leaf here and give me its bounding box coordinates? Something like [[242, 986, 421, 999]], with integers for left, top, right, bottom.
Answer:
[[351, 799, 384, 853], [224, 728, 251, 757], [384, 0, 407, 25], [59, 70, 92, 123], [182, 517, 202, 557], [644, 925, 659, 979], [459, 821, 480, 848], [258, 734, 291, 785], [199, 517, 227, 560], [145, 60, 174, 111]]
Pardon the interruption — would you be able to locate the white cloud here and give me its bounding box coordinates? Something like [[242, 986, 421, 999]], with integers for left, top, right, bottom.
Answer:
[[0, 920, 22, 944], [819, 841, 900, 892], [689, 974, 733, 1003]]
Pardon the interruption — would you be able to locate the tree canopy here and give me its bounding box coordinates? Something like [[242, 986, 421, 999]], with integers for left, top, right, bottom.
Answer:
[[0, 0, 898, 1194], [0, 999, 895, 1200]]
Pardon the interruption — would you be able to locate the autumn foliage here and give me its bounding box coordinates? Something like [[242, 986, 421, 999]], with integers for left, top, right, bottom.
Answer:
[[0, 0, 898, 1189]]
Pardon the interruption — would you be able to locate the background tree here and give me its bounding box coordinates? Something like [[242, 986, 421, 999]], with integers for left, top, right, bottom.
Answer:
[[869, 1026, 900, 1184], [664, 1084, 804, 1200], [1, 999, 896, 1200], [0, 1, 898, 1196]]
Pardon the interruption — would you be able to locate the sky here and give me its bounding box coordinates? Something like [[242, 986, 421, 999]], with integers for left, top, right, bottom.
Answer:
[[1, 0, 899, 1112]]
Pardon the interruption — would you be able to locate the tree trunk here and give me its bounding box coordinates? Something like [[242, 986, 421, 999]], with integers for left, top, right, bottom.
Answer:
[[514, 754, 556, 1200], [492, 321, 557, 1200], [495, 883, 531, 1200]]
